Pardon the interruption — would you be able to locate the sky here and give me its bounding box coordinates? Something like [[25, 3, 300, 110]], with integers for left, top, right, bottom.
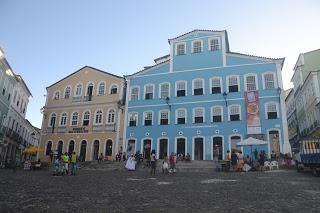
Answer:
[[0, 0, 319, 128]]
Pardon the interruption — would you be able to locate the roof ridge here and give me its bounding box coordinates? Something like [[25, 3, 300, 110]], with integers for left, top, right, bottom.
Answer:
[[168, 29, 226, 42]]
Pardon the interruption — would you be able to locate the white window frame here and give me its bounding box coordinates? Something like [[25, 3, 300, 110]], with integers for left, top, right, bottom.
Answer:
[[208, 37, 220, 51], [128, 112, 138, 127], [144, 84, 155, 100], [130, 86, 140, 101], [210, 77, 222, 94], [175, 42, 186, 56], [70, 111, 79, 126], [158, 110, 170, 125], [192, 40, 203, 53], [97, 81, 106, 95], [262, 72, 277, 90], [193, 107, 205, 123], [109, 84, 118, 94], [107, 108, 116, 124], [74, 83, 83, 97], [244, 73, 258, 92], [211, 106, 223, 122], [53, 91, 60, 100], [192, 78, 205, 95], [94, 109, 103, 125], [228, 104, 241, 121], [64, 86, 71, 99], [82, 110, 91, 126], [159, 82, 170, 99], [175, 80, 187, 97], [143, 111, 154, 126], [85, 81, 95, 96], [175, 108, 187, 124], [48, 113, 57, 127], [59, 112, 68, 127], [226, 75, 240, 93], [264, 102, 279, 119]]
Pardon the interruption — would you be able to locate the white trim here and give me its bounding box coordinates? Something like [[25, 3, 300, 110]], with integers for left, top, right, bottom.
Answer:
[[159, 82, 170, 99], [191, 39, 203, 53], [264, 102, 279, 119], [170, 32, 225, 44], [262, 72, 277, 90], [228, 104, 241, 121], [175, 42, 186, 56], [96, 81, 106, 96], [140, 137, 153, 156], [109, 84, 118, 95], [170, 44, 173, 73], [143, 83, 155, 100], [208, 37, 220, 51], [158, 109, 170, 125], [244, 73, 258, 92], [175, 136, 187, 155], [59, 111, 68, 127], [175, 108, 187, 124], [128, 111, 138, 127], [143, 110, 154, 126], [192, 78, 205, 95], [192, 136, 205, 160], [226, 75, 240, 93], [123, 79, 130, 152], [106, 108, 116, 124], [175, 80, 187, 97], [82, 110, 91, 126], [129, 86, 140, 101], [74, 82, 83, 97], [209, 77, 223, 94], [222, 34, 226, 67], [211, 106, 223, 122], [228, 134, 243, 153], [193, 107, 205, 123], [211, 135, 224, 160], [93, 108, 104, 125], [70, 111, 79, 126], [157, 137, 169, 159]]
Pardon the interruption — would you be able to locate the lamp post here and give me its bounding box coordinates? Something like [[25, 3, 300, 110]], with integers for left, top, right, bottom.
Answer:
[[165, 97, 171, 110], [223, 92, 228, 107]]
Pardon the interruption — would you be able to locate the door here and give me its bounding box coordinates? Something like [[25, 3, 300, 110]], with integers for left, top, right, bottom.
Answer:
[[87, 83, 93, 101], [106, 140, 113, 156], [177, 138, 186, 156], [93, 140, 99, 160], [269, 130, 280, 157], [159, 139, 168, 159], [143, 139, 151, 160], [213, 137, 223, 160], [80, 140, 87, 162], [57, 141, 63, 159], [127, 140, 136, 156], [194, 138, 203, 160]]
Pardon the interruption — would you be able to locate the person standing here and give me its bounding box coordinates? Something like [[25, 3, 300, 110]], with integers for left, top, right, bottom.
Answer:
[[62, 152, 70, 175], [70, 152, 77, 176], [150, 150, 156, 176], [169, 152, 176, 174], [231, 151, 238, 171]]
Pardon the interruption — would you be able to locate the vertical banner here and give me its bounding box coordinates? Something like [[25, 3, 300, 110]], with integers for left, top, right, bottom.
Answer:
[[246, 91, 261, 134]]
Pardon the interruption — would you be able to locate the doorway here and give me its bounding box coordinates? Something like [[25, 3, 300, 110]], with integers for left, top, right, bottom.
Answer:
[[143, 139, 151, 160], [177, 138, 186, 156], [127, 140, 136, 156], [93, 140, 99, 160], [194, 138, 203, 160], [79, 140, 87, 162], [68, 140, 74, 154], [106, 140, 113, 156], [87, 83, 93, 101], [159, 139, 168, 159], [212, 137, 223, 160], [57, 141, 63, 159], [269, 130, 280, 157]]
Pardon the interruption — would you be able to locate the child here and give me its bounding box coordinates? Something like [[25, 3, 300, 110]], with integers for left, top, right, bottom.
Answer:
[[162, 157, 169, 174]]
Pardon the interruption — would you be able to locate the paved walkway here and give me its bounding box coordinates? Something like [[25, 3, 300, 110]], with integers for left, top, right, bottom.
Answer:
[[0, 168, 319, 212]]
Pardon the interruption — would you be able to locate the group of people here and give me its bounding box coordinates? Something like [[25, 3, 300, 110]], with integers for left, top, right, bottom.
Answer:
[[53, 152, 77, 176]]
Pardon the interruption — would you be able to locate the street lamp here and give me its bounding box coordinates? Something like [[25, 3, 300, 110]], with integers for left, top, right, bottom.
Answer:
[[277, 87, 282, 103], [165, 97, 171, 110], [223, 92, 228, 107]]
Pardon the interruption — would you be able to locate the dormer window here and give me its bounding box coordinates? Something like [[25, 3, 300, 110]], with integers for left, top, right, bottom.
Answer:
[[209, 38, 220, 51], [192, 40, 202, 53], [177, 43, 186, 55], [54, 91, 60, 100]]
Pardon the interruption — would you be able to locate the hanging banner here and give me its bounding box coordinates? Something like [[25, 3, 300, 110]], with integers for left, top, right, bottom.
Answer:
[[246, 91, 261, 134]]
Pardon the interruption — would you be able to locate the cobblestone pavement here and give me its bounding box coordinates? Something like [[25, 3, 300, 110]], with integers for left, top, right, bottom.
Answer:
[[0, 167, 320, 213]]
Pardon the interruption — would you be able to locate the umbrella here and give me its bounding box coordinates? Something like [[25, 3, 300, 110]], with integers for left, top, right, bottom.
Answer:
[[23, 147, 44, 154], [237, 137, 267, 160]]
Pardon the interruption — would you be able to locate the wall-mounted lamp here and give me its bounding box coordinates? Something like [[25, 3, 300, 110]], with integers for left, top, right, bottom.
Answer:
[[277, 87, 282, 102], [223, 92, 228, 107], [165, 97, 171, 110]]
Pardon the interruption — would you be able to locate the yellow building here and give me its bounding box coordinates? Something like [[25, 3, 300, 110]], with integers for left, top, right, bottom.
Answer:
[[39, 66, 125, 161]]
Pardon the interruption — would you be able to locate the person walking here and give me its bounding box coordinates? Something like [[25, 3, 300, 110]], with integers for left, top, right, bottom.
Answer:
[[62, 152, 70, 175], [169, 152, 176, 174], [231, 151, 238, 171], [150, 150, 156, 176], [70, 152, 77, 176]]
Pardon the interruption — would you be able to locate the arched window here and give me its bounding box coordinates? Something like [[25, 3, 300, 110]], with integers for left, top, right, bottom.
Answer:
[[110, 85, 118, 94], [46, 141, 52, 155], [71, 112, 78, 126], [83, 111, 90, 126], [95, 110, 103, 124], [64, 86, 71, 99], [106, 140, 113, 156], [98, 82, 105, 95], [60, 112, 67, 126], [107, 109, 116, 123], [49, 113, 57, 127], [68, 140, 75, 154], [75, 84, 82, 96], [54, 91, 60, 100]]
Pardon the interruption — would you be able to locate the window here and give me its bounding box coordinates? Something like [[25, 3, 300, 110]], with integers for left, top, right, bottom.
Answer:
[[98, 82, 105, 95], [212, 106, 222, 122], [49, 113, 57, 127], [64, 87, 71, 99], [160, 110, 169, 125], [209, 38, 220, 51], [177, 43, 186, 55], [160, 83, 169, 99], [83, 111, 90, 126], [130, 87, 139, 101], [107, 109, 116, 123], [54, 91, 60, 100], [229, 105, 240, 121], [264, 73, 275, 89], [145, 84, 154, 100], [110, 85, 118, 94], [144, 112, 153, 126], [13, 91, 17, 103], [95, 110, 103, 124], [176, 81, 186, 97], [71, 112, 78, 126], [7, 93, 10, 101], [60, 113, 67, 126], [2, 88, 5, 95], [75, 84, 82, 96], [211, 77, 221, 94], [245, 74, 257, 91], [192, 40, 202, 53], [194, 108, 204, 123], [266, 103, 278, 119], [228, 76, 239, 92], [193, 79, 204, 95], [129, 112, 138, 127], [176, 109, 186, 124], [46, 141, 52, 155]]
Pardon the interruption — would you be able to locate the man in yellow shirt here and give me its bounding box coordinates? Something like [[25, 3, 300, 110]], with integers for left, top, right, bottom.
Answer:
[[62, 152, 70, 175], [70, 152, 77, 176]]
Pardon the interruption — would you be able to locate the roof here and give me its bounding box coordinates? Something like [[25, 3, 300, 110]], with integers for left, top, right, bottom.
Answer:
[[125, 59, 170, 78], [284, 88, 293, 101], [154, 54, 170, 63], [46, 66, 122, 89], [15, 75, 33, 98]]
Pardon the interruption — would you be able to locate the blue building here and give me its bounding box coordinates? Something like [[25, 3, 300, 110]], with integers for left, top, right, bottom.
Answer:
[[123, 30, 291, 160]]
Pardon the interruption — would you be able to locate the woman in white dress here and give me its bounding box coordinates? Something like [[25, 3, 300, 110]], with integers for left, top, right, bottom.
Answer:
[[125, 154, 136, 171]]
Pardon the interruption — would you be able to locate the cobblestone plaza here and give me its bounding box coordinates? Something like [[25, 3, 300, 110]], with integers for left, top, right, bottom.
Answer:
[[1, 168, 319, 212]]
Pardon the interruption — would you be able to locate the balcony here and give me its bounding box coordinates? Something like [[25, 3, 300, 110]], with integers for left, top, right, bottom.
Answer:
[[83, 95, 93, 102], [92, 125, 104, 132], [57, 127, 66, 133], [105, 123, 116, 132], [72, 96, 82, 103]]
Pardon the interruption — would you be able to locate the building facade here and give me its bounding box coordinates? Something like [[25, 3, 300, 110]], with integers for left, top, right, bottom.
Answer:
[[286, 49, 320, 153], [39, 66, 125, 162], [124, 30, 291, 161]]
